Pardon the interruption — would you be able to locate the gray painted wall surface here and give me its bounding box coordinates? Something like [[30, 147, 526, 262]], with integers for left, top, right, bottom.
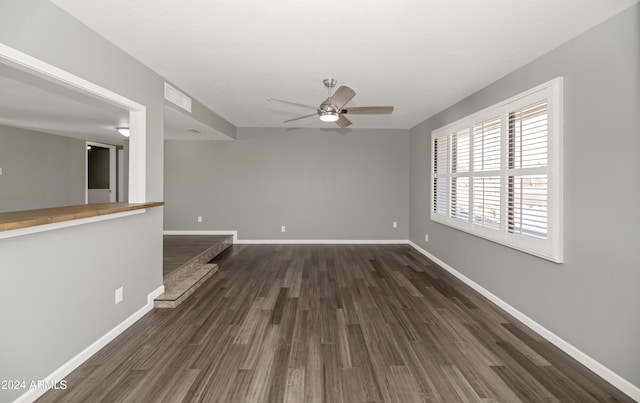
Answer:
[[178, 94, 237, 139], [0, 125, 85, 212], [0, 1, 165, 401], [0, 208, 163, 401], [409, 5, 639, 388], [164, 128, 410, 240]]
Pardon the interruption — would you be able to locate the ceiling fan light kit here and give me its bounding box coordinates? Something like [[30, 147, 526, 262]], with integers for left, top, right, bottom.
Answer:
[[268, 78, 394, 128], [319, 111, 339, 122]]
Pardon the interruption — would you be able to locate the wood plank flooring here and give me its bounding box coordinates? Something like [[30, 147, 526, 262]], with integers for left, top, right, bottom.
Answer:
[[38, 244, 633, 402]]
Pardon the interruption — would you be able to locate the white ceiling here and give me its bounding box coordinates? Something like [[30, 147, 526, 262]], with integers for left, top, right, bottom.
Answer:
[[50, 0, 637, 130]]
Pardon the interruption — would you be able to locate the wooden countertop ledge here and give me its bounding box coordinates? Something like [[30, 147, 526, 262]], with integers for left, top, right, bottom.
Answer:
[[0, 202, 164, 232]]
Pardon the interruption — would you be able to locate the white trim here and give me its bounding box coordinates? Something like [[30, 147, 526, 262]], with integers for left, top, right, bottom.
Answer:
[[161, 230, 409, 245], [430, 77, 564, 263], [0, 210, 146, 240], [407, 241, 640, 402], [0, 42, 146, 204], [0, 43, 144, 110], [13, 285, 165, 403], [235, 239, 409, 245], [163, 230, 238, 243], [127, 110, 146, 203], [117, 149, 125, 202]]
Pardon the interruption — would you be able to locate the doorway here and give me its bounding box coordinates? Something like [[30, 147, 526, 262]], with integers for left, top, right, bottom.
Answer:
[[0, 42, 147, 205], [86, 141, 116, 203]]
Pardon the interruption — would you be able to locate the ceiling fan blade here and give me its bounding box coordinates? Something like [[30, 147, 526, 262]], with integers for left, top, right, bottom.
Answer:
[[336, 114, 352, 128], [342, 106, 394, 115], [330, 86, 356, 109], [284, 113, 318, 123], [268, 98, 318, 111]]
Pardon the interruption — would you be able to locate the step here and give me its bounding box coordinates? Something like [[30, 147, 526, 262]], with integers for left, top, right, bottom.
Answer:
[[163, 235, 233, 278], [154, 263, 218, 308], [155, 235, 233, 308]]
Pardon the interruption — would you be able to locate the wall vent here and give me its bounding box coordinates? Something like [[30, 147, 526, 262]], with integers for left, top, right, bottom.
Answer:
[[164, 83, 192, 113]]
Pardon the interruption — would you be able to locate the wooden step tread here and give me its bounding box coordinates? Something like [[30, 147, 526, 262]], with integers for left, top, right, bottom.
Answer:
[[154, 263, 218, 308]]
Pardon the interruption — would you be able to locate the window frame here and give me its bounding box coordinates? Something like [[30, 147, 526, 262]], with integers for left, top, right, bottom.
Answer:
[[430, 77, 563, 263]]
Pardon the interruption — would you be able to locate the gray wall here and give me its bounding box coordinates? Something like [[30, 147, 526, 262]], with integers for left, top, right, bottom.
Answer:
[[165, 127, 410, 240], [0, 125, 85, 212], [409, 5, 639, 389], [183, 94, 237, 139], [0, 207, 163, 399], [0, 1, 166, 401]]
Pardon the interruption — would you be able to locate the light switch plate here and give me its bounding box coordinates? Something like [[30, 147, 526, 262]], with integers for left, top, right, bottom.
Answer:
[[115, 287, 123, 304]]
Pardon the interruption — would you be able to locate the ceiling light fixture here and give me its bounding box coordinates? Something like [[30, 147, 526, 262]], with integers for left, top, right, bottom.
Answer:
[[319, 111, 339, 122], [115, 127, 130, 137]]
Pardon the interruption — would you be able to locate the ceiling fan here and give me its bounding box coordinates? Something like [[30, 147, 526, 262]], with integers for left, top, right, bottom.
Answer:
[[267, 78, 394, 128]]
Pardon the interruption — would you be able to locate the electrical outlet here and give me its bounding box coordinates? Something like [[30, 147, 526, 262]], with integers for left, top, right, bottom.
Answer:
[[115, 287, 123, 304], [393, 221, 398, 228], [197, 216, 203, 223], [425, 234, 429, 242], [0, 167, 3, 175], [281, 226, 286, 233]]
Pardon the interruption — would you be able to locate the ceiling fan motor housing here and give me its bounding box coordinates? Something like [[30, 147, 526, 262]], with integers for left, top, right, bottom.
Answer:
[[320, 102, 339, 113]]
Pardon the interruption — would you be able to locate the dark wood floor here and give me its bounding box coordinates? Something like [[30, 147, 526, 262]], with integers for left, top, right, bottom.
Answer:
[[38, 244, 632, 402]]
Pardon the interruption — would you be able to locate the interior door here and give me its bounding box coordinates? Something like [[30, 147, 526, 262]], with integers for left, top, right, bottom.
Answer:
[[87, 142, 116, 203]]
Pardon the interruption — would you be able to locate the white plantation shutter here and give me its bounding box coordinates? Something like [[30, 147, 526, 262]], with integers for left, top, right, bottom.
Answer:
[[452, 128, 470, 173], [472, 117, 501, 231], [432, 132, 449, 218], [434, 134, 449, 175], [450, 128, 470, 223], [473, 176, 501, 230], [451, 177, 469, 221], [473, 117, 501, 172], [508, 175, 548, 238], [508, 101, 548, 169], [507, 100, 549, 240], [430, 78, 563, 262]]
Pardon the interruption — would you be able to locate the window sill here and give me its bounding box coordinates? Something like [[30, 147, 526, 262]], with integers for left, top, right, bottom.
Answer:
[[0, 202, 164, 238]]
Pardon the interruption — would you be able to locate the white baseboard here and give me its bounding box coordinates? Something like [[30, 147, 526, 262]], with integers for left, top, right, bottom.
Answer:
[[162, 230, 409, 246], [235, 239, 409, 245], [408, 241, 640, 402], [163, 230, 238, 243], [14, 285, 165, 403]]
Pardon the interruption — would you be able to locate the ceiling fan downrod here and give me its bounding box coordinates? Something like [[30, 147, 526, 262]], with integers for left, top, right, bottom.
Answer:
[[323, 78, 337, 100]]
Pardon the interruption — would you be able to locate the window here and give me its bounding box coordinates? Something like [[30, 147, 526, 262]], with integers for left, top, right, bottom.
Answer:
[[430, 78, 563, 262]]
